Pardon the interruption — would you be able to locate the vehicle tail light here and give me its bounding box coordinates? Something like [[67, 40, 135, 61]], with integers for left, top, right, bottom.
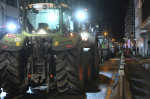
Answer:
[[66, 45, 72, 48], [28, 75, 31, 78], [50, 75, 53, 78], [6, 34, 16, 38], [63, 33, 74, 37], [2, 46, 8, 48]]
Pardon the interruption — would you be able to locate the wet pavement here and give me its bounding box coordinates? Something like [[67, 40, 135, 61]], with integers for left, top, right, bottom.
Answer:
[[125, 54, 150, 99], [0, 57, 120, 99]]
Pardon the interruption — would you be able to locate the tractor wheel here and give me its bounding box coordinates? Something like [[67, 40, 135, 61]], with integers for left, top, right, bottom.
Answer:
[[84, 51, 92, 84], [0, 51, 28, 94], [0, 50, 4, 91], [98, 43, 103, 63], [91, 43, 100, 79], [56, 39, 85, 94]]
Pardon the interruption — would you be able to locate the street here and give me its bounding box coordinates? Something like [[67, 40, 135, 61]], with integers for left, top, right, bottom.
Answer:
[[125, 54, 150, 99], [0, 55, 120, 99], [1, 51, 150, 99], [1, 0, 150, 99]]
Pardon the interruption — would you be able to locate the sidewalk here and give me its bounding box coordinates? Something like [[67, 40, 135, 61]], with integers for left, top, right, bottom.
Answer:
[[130, 54, 150, 71]]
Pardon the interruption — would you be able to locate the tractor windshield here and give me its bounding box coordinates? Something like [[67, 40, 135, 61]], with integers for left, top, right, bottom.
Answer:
[[24, 9, 60, 34]]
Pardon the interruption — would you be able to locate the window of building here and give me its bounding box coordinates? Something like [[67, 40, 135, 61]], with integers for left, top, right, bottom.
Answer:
[[6, 0, 17, 7], [142, 0, 150, 23], [1, 0, 5, 2], [5, 16, 17, 24]]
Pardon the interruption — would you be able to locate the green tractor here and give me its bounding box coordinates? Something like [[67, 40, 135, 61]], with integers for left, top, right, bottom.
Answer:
[[0, 3, 85, 94], [76, 10, 101, 82]]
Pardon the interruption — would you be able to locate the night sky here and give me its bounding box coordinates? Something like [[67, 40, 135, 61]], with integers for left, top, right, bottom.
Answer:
[[92, 0, 129, 43]]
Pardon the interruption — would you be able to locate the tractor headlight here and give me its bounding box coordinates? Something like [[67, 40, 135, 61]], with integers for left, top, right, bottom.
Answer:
[[7, 23, 17, 31], [76, 11, 87, 21], [37, 29, 47, 34], [81, 32, 89, 41]]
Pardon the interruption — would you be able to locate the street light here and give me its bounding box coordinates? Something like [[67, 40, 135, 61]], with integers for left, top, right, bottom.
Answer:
[[104, 32, 107, 36], [112, 38, 115, 42]]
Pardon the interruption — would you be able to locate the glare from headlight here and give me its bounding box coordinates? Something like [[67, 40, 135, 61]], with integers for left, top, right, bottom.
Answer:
[[49, 13, 58, 21], [37, 29, 47, 34], [7, 23, 17, 31], [81, 33, 89, 41], [76, 11, 86, 21]]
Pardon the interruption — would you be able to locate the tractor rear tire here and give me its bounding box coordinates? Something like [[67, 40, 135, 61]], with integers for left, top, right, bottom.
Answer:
[[84, 51, 92, 84], [0, 50, 4, 92], [56, 39, 85, 94], [0, 51, 27, 94], [91, 43, 100, 79]]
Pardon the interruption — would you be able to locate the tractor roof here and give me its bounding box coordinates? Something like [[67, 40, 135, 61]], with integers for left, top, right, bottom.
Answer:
[[28, 3, 69, 10]]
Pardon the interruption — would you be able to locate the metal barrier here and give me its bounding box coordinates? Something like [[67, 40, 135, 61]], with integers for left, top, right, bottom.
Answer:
[[107, 53, 132, 99], [119, 53, 132, 99], [119, 53, 125, 99]]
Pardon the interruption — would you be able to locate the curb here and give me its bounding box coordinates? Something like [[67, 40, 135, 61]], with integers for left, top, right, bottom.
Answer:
[[106, 53, 132, 99]]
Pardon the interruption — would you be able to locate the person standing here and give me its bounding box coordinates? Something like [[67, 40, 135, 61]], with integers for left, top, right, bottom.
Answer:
[[133, 44, 136, 56]]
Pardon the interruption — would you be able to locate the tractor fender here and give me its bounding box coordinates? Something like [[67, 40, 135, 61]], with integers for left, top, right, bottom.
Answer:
[[52, 33, 81, 51], [0, 33, 27, 51]]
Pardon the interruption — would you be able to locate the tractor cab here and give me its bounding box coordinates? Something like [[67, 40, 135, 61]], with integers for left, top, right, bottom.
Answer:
[[22, 3, 73, 35]]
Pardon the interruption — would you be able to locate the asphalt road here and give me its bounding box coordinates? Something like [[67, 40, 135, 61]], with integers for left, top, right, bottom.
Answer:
[[125, 54, 150, 99], [0, 56, 120, 99]]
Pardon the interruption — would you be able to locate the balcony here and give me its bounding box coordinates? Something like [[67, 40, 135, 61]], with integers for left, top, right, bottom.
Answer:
[[142, 16, 150, 29]]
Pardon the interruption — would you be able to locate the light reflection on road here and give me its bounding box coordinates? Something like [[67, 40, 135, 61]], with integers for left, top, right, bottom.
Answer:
[[0, 58, 119, 99], [0, 88, 7, 99], [99, 72, 113, 79], [0, 75, 111, 99]]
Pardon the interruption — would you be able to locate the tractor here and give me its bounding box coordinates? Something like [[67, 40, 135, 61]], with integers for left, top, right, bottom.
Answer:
[[76, 10, 102, 82], [0, 1, 101, 95], [0, 3, 85, 95]]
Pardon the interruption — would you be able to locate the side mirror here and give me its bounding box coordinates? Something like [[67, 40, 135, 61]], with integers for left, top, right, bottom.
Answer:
[[20, 6, 24, 10], [20, 17, 22, 25]]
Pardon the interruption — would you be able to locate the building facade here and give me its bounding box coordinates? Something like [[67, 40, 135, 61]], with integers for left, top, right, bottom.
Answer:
[[134, 0, 150, 57], [134, 0, 144, 56], [125, 0, 135, 50], [0, 0, 19, 33], [141, 0, 150, 57]]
